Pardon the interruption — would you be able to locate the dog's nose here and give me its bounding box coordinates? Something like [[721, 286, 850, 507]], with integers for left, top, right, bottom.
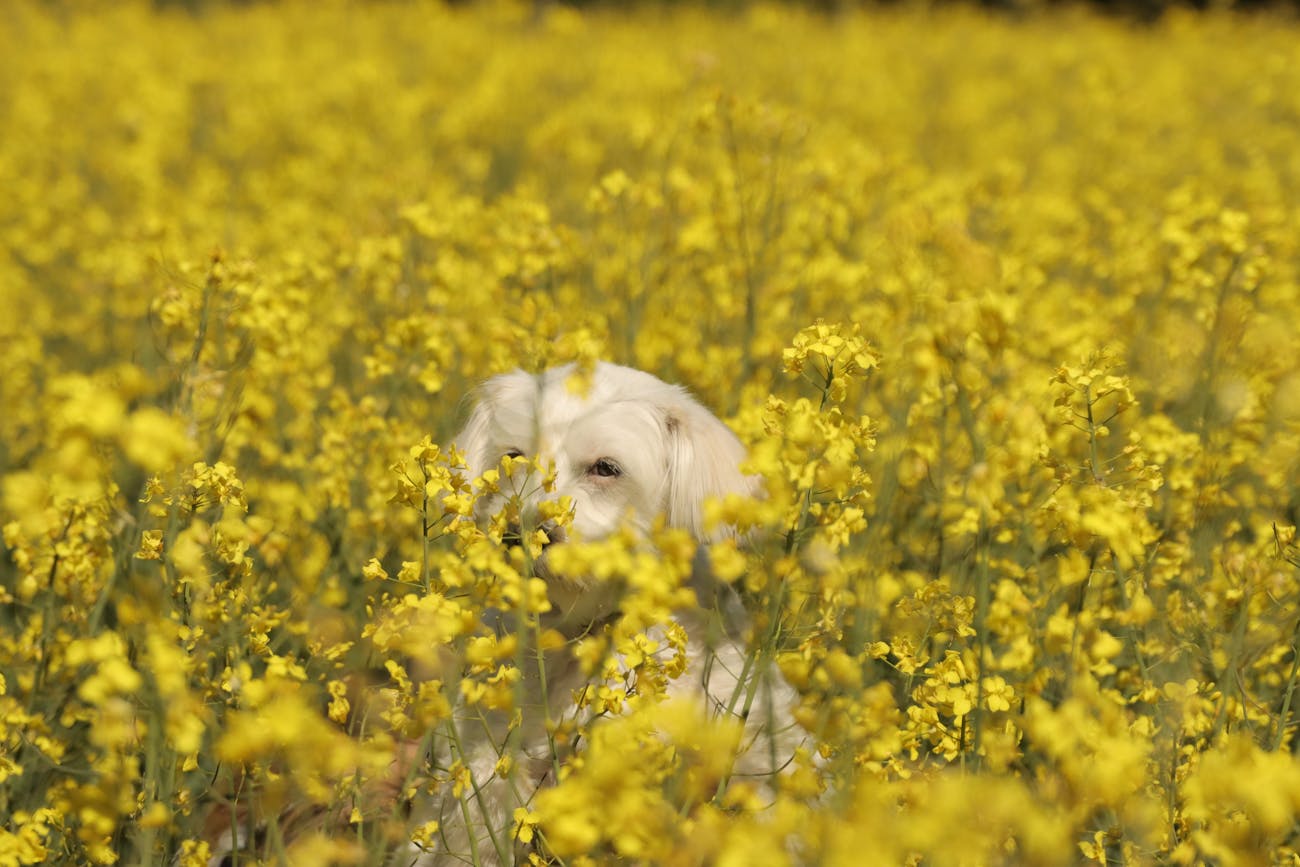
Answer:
[[519, 494, 570, 548], [505, 517, 566, 549], [537, 519, 566, 546]]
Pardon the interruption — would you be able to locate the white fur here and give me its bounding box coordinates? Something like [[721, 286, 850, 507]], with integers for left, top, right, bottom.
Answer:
[[418, 362, 806, 866]]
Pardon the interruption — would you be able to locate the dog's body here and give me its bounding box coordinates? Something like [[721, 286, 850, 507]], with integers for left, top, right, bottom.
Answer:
[[419, 362, 806, 865]]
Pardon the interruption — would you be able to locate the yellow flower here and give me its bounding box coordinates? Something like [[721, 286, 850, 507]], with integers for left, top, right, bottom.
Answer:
[[134, 530, 164, 560], [513, 807, 541, 844], [120, 408, 195, 473], [327, 679, 351, 724], [362, 557, 389, 582]]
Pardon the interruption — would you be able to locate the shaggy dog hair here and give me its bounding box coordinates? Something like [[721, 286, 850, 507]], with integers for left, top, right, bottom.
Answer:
[[418, 362, 806, 866]]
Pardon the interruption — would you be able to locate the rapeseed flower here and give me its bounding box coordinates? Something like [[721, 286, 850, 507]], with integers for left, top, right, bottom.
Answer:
[[3, 0, 1300, 863]]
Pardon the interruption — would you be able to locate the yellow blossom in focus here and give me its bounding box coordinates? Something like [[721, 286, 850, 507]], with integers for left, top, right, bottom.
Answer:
[[1, 3, 1299, 865]]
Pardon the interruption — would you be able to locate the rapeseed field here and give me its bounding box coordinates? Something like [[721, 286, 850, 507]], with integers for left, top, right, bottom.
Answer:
[[3, 0, 1300, 863]]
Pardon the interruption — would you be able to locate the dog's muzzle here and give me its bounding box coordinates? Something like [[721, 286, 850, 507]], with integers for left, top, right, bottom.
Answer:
[[503, 519, 566, 550]]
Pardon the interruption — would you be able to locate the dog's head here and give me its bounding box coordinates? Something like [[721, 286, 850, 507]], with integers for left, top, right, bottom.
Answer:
[[453, 362, 755, 549]]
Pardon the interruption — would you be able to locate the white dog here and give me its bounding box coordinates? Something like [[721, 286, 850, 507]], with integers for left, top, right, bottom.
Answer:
[[419, 362, 807, 865]]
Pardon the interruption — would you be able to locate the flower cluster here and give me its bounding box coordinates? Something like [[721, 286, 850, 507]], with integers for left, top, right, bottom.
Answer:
[[3, 1, 1300, 864]]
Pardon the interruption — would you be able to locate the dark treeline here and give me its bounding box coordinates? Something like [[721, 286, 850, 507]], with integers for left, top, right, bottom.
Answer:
[[144, 0, 1300, 19]]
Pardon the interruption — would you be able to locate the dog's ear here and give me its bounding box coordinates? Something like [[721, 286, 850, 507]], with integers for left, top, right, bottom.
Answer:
[[664, 397, 757, 542], [451, 395, 494, 480], [452, 368, 538, 480]]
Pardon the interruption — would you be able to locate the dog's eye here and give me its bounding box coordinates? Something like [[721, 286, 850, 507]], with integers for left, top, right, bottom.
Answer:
[[588, 458, 621, 478]]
